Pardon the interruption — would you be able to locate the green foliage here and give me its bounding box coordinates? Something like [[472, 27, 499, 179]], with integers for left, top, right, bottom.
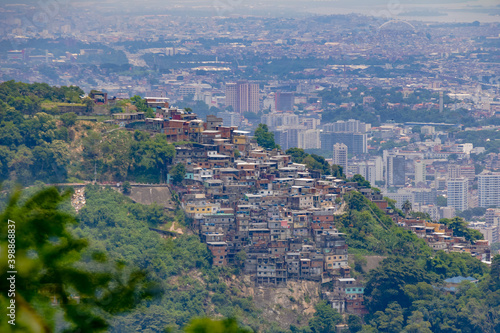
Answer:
[[285, 148, 333, 175], [286, 148, 308, 163], [370, 302, 404, 333], [73, 186, 270, 332], [350, 174, 370, 188], [110, 106, 123, 114], [436, 195, 447, 207], [0, 187, 152, 333], [346, 191, 367, 211], [0, 80, 84, 116], [456, 130, 500, 154], [308, 300, 342, 333], [361, 251, 494, 332], [0, 101, 72, 184], [402, 200, 412, 217], [330, 164, 345, 178], [60, 112, 78, 127], [457, 207, 487, 221], [425, 251, 488, 279], [122, 181, 132, 194], [235, 250, 247, 268], [439, 217, 484, 242], [254, 124, 279, 150], [302, 154, 331, 174], [347, 315, 362, 333], [353, 253, 367, 273], [170, 163, 187, 185], [318, 85, 478, 127], [338, 191, 432, 257], [365, 257, 437, 312], [409, 211, 432, 220], [184, 317, 252, 333]]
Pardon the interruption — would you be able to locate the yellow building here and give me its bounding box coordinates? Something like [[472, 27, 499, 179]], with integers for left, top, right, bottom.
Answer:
[[185, 202, 220, 217], [233, 135, 247, 145]]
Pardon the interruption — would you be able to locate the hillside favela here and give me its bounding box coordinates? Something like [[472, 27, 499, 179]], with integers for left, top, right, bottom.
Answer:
[[0, 0, 499, 332]]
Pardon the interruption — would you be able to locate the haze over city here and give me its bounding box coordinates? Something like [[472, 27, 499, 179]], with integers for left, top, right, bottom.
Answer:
[[0, 0, 499, 332]]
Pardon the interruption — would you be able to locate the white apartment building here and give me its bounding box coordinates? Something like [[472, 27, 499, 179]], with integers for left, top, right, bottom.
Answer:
[[332, 143, 348, 173], [298, 129, 321, 149], [447, 178, 468, 212], [479, 173, 500, 208], [414, 159, 426, 184]]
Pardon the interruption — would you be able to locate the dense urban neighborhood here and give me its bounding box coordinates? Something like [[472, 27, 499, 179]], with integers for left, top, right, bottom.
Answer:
[[1, 1, 500, 332]]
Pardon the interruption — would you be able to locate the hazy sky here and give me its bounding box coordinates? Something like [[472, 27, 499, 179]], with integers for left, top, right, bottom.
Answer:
[[1, 0, 499, 22]]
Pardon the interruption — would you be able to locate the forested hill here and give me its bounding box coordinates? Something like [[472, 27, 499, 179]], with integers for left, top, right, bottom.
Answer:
[[0, 82, 177, 187], [337, 191, 498, 332], [1, 81, 500, 332]]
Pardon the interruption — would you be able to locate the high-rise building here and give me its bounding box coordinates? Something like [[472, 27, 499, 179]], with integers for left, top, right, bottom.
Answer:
[[225, 81, 259, 114], [322, 119, 370, 133], [351, 161, 376, 184], [387, 155, 406, 187], [298, 129, 321, 149], [386, 156, 406, 186], [332, 143, 348, 174], [447, 164, 461, 180], [275, 92, 294, 111], [414, 159, 426, 184], [320, 132, 367, 155], [479, 173, 500, 208], [274, 127, 301, 151], [374, 156, 384, 183], [261, 113, 299, 130], [352, 133, 367, 154], [217, 111, 242, 127], [447, 178, 468, 212]]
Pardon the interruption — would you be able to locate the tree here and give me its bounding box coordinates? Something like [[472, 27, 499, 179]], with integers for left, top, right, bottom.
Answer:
[[370, 302, 404, 333], [353, 254, 367, 273], [0, 187, 153, 333], [350, 174, 371, 188], [122, 181, 132, 195], [488, 255, 500, 292], [110, 106, 123, 114], [412, 126, 421, 134], [402, 200, 412, 218], [83, 97, 95, 112], [183, 317, 252, 333], [170, 163, 186, 185], [439, 217, 484, 242], [347, 191, 366, 211], [254, 124, 278, 150], [286, 147, 308, 163], [331, 164, 345, 178], [309, 300, 342, 333], [302, 154, 331, 174], [60, 112, 77, 127], [347, 315, 362, 333], [235, 250, 247, 268], [364, 257, 435, 312], [401, 311, 432, 333], [437, 195, 447, 207]]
